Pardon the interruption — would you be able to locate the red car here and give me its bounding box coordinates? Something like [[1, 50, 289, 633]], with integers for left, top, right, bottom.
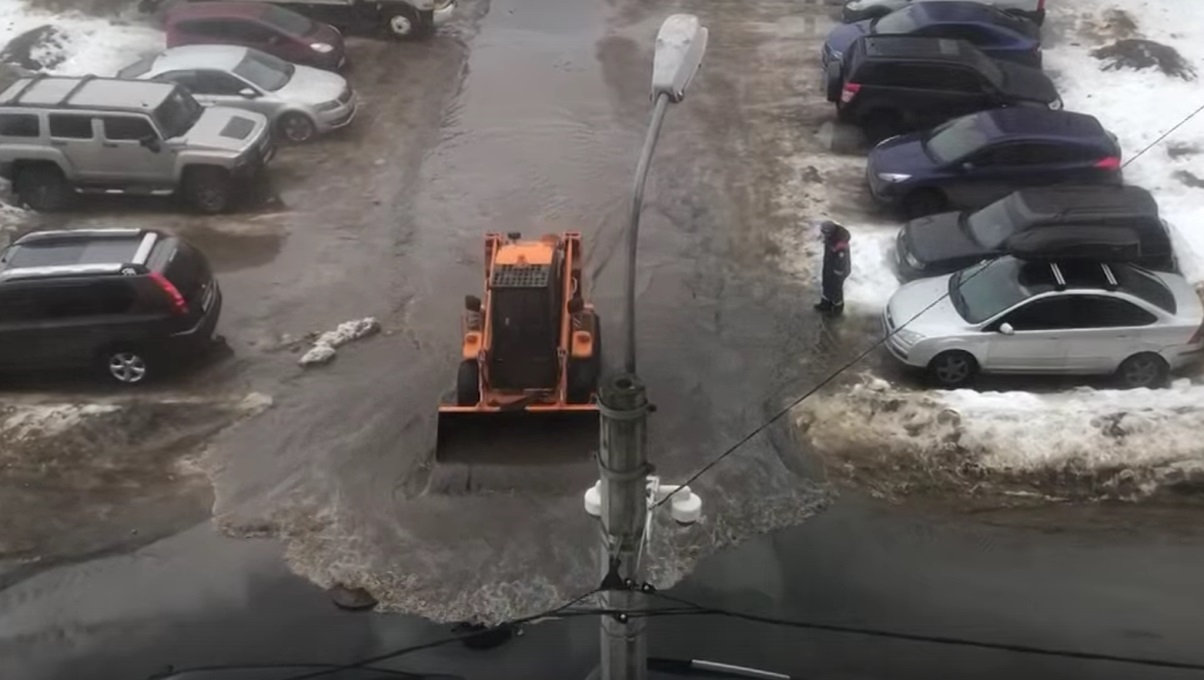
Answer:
[[165, 1, 347, 71]]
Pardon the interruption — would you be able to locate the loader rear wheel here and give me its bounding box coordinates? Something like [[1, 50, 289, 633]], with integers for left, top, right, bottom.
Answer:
[[567, 322, 602, 404], [456, 360, 480, 406]]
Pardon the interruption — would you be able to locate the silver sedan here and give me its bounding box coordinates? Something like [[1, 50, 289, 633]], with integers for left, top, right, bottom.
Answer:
[[118, 45, 357, 143], [883, 257, 1204, 388]]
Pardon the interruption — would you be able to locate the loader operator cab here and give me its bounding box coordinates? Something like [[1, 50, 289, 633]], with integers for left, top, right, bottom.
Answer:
[[486, 248, 565, 391]]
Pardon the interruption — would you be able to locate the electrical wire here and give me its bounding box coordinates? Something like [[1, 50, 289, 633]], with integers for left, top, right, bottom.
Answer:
[[146, 662, 463, 680], [1121, 100, 1204, 169], [653, 258, 998, 509], [273, 588, 603, 680], [642, 590, 1204, 673]]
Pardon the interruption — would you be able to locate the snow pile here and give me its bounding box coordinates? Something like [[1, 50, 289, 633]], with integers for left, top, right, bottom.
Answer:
[[797, 376, 1204, 499], [1, 403, 120, 441], [1044, 1, 1204, 284], [0, 0, 162, 77], [298, 317, 381, 367]]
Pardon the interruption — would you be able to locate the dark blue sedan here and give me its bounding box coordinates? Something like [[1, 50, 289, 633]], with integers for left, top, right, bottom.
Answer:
[[822, 1, 1042, 68], [865, 107, 1124, 218]]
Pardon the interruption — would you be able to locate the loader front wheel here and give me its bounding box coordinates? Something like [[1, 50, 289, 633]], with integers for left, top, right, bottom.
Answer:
[[456, 360, 480, 406]]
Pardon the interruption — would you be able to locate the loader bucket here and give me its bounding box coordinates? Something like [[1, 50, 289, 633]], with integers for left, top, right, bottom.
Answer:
[[430, 404, 601, 494]]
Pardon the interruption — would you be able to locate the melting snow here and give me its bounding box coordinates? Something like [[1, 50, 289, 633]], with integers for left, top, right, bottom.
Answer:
[[299, 317, 382, 366], [0, 0, 162, 77]]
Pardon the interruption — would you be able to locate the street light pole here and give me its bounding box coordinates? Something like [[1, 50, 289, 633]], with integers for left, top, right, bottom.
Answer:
[[596, 14, 708, 680]]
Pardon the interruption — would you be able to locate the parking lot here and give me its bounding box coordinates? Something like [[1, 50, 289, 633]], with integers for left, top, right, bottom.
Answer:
[[1, 0, 1203, 640]]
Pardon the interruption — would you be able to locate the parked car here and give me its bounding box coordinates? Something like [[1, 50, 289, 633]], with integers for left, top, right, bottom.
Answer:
[[0, 228, 222, 384], [165, 1, 346, 71], [865, 107, 1121, 218], [118, 45, 357, 144], [842, 0, 1046, 25], [894, 185, 1175, 281], [823, 1, 1042, 69], [143, 0, 455, 40], [882, 256, 1204, 388], [0, 75, 274, 213], [827, 36, 1060, 143]]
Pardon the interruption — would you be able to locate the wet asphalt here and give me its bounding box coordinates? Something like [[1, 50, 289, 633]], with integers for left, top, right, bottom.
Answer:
[[3, 0, 1204, 677]]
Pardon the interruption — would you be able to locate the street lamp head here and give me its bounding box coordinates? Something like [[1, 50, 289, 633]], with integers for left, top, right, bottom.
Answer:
[[651, 14, 708, 103]]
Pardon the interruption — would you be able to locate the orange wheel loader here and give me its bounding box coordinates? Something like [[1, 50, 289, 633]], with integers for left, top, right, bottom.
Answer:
[[435, 231, 602, 460]]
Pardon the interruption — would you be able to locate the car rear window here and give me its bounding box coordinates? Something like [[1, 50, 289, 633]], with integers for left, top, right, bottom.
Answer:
[[262, 5, 316, 36], [154, 239, 211, 304], [1113, 266, 1177, 313], [4, 237, 141, 268]]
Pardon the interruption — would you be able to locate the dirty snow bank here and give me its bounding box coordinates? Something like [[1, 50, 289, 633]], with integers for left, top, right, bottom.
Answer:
[[0, 0, 161, 76], [798, 376, 1204, 499], [1044, 1, 1204, 284], [299, 317, 382, 366]]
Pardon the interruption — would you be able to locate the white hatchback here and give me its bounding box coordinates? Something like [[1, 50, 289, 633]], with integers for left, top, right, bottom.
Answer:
[[119, 45, 357, 143], [883, 257, 1204, 388]]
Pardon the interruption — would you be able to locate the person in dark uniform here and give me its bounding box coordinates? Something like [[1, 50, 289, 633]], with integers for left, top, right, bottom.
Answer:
[[814, 220, 851, 317]]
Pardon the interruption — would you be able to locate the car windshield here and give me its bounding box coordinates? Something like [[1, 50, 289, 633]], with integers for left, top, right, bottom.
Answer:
[[873, 7, 920, 33], [262, 5, 317, 36], [949, 259, 1031, 323], [924, 115, 990, 164], [966, 196, 1027, 249], [232, 50, 294, 92], [154, 88, 204, 138], [117, 56, 155, 79]]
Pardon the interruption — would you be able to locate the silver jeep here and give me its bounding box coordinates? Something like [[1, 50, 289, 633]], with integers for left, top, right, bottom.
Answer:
[[0, 75, 275, 214]]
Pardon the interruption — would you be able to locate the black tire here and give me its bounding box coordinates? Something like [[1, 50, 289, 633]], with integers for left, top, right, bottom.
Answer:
[[862, 110, 902, 144], [456, 360, 480, 406], [16, 165, 74, 212], [277, 112, 317, 144], [567, 320, 602, 404], [902, 189, 946, 219], [824, 62, 843, 103], [99, 348, 153, 386], [927, 351, 977, 389], [182, 166, 233, 214], [1115, 353, 1168, 389], [381, 6, 428, 40]]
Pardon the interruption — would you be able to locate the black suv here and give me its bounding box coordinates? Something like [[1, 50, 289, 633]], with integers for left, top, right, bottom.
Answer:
[[0, 228, 222, 384], [827, 36, 1061, 142], [894, 185, 1176, 281]]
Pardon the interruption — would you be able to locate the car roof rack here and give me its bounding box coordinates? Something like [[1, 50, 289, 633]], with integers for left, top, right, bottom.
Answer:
[[1049, 262, 1067, 291], [1100, 263, 1119, 290], [0, 262, 149, 282]]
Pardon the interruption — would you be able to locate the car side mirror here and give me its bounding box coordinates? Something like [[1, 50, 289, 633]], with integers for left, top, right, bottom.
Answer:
[[238, 87, 259, 99], [998, 322, 1015, 336], [140, 135, 161, 152]]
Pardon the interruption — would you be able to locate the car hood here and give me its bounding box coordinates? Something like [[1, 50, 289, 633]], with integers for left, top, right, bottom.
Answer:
[[887, 273, 964, 332], [996, 61, 1059, 103], [904, 212, 991, 263], [825, 20, 870, 57], [173, 106, 266, 153], [276, 64, 347, 105], [868, 131, 937, 175]]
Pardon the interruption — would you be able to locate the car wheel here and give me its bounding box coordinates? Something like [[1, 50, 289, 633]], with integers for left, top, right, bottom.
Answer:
[[456, 360, 480, 406], [1115, 353, 1168, 389], [863, 110, 902, 144], [902, 190, 946, 219], [927, 351, 977, 389], [16, 165, 75, 212], [182, 166, 233, 214], [103, 349, 152, 385], [383, 6, 428, 40], [278, 112, 317, 144]]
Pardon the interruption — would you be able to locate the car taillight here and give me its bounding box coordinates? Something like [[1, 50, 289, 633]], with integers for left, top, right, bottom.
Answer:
[[1038, 0, 1045, 9], [1094, 156, 1121, 170], [150, 272, 189, 315], [840, 82, 861, 104]]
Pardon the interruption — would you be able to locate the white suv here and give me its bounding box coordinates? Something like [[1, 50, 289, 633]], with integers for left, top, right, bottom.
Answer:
[[842, 0, 1046, 25]]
